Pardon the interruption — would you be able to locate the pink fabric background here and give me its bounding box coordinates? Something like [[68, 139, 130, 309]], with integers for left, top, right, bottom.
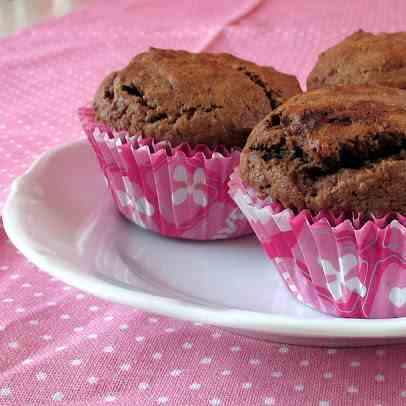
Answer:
[[1, 0, 406, 404]]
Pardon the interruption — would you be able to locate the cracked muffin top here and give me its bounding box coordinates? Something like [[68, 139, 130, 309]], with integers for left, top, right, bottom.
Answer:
[[240, 85, 406, 215], [307, 30, 406, 91], [93, 48, 302, 148]]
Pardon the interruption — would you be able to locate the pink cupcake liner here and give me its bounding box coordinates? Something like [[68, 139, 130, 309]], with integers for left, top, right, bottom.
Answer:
[[79, 107, 252, 240], [229, 168, 406, 318]]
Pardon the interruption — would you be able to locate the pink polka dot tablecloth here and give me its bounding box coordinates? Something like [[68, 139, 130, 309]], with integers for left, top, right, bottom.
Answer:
[[1, 0, 406, 404]]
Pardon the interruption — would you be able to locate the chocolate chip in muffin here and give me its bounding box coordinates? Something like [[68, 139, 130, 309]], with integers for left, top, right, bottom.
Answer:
[[307, 30, 406, 91], [93, 48, 302, 148], [240, 85, 406, 215]]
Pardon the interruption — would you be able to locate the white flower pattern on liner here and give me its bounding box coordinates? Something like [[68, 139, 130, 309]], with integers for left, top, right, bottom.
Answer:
[[320, 255, 366, 301], [172, 166, 208, 207], [214, 208, 247, 239], [116, 176, 154, 227], [388, 287, 406, 308]]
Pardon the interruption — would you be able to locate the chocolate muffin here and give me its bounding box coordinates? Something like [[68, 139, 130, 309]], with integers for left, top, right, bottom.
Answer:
[[307, 30, 406, 91], [94, 47, 302, 148], [240, 85, 406, 215]]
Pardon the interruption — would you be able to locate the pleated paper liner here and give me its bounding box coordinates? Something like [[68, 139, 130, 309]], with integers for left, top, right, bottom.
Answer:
[[229, 168, 406, 318], [79, 107, 252, 240]]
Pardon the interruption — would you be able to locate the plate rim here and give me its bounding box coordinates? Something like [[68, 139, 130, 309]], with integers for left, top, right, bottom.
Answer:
[[4, 139, 406, 339]]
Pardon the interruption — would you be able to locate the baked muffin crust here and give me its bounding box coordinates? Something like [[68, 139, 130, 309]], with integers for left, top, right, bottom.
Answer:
[[308, 30, 406, 91], [241, 86, 406, 215], [94, 47, 302, 148]]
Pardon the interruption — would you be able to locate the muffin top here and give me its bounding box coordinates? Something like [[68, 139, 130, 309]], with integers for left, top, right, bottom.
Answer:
[[240, 86, 406, 215], [307, 30, 406, 91], [93, 48, 302, 148]]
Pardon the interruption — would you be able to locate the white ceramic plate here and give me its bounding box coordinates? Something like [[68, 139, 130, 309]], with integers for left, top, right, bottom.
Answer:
[[4, 140, 406, 346]]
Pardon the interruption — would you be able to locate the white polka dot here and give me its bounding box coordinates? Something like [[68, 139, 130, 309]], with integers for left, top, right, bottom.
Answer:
[[209, 399, 221, 405], [76, 294, 85, 300], [249, 358, 260, 365], [375, 373, 385, 382], [294, 384, 304, 392], [21, 283, 32, 288], [211, 332, 222, 338], [120, 363, 131, 371], [71, 358, 82, 366], [279, 345, 289, 353], [193, 322, 204, 326], [263, 397, 275, 405], [138, 382, 149, 390], [0, 388, 11, 397], [319, 402, 329, 406], [74, 327, 84, 333], [104, 395, 116, 402], [157, 396, 169, 403], [170, 369, 182, 377], [41, 335, 52, 341], [103, 346, 114, 353], [22, 358, 33, 365], [10, 274, 20, 280], [8, 340, 18, 349], [62, 286, 72, 291], [271, 371, 282, 378], [87, 376, 98, 384], [190, 383, 201, 390], [119, 324, 128, 331], [60, 314, 70, 320], [182, 342, 193, 350], [36, 371, 47, 381], [221, 369, 231, 376], [152, 352, 162, 360], [200, 357, 212, 364], [242, 382, 252, 389], [135, 336, 144, 342], [15, 307, 25, 313], [89, 306, 99, 312], [46, 301, 56, 306], [2, 298, 13, 303], [350, 361, 360, 367], [300, 360, 309, 367], [230, 346, 241, 352], [52, 392, 64, 401], [34, 292, 44, 297], [327, 349, 336, 354], [347, 385, 358, 394], [104, 316, 114, 321], [55, 346, 66, 352], [164, 327, 175, 333], [148, 317, 158, 323], [323, 372, 333, 379], [87, 334, 98, 340]]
